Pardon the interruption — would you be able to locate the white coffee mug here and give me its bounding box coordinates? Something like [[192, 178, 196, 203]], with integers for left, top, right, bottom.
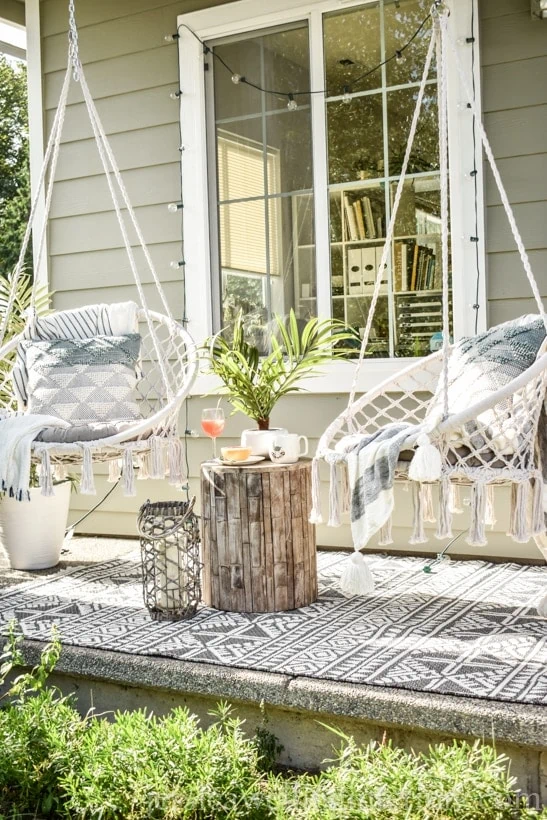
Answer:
[[269, 433, 309, 464]]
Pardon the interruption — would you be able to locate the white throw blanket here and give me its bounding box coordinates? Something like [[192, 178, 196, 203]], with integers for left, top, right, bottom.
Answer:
[[0, 414, 69, 500]]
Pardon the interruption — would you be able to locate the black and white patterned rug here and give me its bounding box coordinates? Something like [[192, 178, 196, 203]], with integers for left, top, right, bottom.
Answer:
[[1, 552, 546, 705]]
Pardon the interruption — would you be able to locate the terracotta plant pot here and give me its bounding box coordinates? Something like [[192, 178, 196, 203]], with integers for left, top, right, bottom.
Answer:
[[0, 482, 71, 570]]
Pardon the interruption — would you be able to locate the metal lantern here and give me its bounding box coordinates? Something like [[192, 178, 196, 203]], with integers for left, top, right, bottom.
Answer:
[[138, 498, 202, 621]]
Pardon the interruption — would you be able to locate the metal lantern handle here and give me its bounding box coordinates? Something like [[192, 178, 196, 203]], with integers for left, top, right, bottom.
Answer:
[[137, 496, 197, 541]]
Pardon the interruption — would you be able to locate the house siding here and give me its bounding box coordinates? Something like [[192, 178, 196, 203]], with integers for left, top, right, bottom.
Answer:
[[38, 0, 547, 560]]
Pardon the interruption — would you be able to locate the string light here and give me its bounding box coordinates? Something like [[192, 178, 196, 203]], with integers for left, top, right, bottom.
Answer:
[[167, 202, 183, 212], [169, 90, 182, 99], [342, 85, 352, 103], [170, 9, 433, 102], [170, 260, 186, 269]]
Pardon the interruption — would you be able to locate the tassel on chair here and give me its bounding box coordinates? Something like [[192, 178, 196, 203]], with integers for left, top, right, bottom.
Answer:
[[80, 447, 96, 495], [421, 483, 436, 523], [531, 477, 544, 536], [485, 484, 497, 528], [467, 482, 487, 547], [436, 477, 453, 540], [107, 458, 121, 483], [378, 516, 393, 546], [509, 482, 530, 544], [54, 462, 66, 482], [40, 450, 54, 497], [450, 484, 463, 514], [409, 482, 428, 544], [340, 550, 375, 597], [137, 452, 149, 480], [168, 437, 185, 486], [408, 434, 442, 483], [123, 449, 136, 497], [309, 457, 323, 524], [341, 462, 350, 514], [149, 436, 166, 479], [328, 462, 342, 527]]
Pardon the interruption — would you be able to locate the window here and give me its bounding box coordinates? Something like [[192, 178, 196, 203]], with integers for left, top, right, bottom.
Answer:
[[179, 0, 485, 390]]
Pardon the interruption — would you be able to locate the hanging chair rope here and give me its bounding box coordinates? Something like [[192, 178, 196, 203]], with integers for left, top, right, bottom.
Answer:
[[436, 10, 451, 422]]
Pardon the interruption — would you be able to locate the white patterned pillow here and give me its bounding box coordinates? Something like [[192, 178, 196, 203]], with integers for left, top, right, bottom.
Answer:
[[22, 334, 142, 425]]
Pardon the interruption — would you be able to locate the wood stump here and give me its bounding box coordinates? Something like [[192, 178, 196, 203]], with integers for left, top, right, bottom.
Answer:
[[201, 460, 317, 612]]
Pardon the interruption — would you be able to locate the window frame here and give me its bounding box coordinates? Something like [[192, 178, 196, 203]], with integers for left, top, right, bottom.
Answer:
[[178, 0, 486, 394]]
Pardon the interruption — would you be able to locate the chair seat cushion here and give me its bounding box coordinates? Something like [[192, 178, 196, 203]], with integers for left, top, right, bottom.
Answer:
[[35, 419, 142, 444], [22, 334, 142, 426]]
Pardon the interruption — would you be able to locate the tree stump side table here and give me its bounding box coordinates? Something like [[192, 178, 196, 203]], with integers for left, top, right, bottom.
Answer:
[[201, 459, 317, 613]]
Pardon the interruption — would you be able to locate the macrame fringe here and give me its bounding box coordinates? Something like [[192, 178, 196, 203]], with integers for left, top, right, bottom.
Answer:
[[421, 483, 436, 523], [168, 437, 185, 486], [509, 482, 530, 544], [107, 458, 121, 483], [341, 462, 350, 514], [40, 450, 54, 497], [328, 462, 341, 527], [408, 434, 442, 483], [149, 436, 166, 479], [309, 457, 323, 524], [436, 477, 453, 539], [467, 482, 487, 547], [54, 463, 66, 482], [485, 484, 497, 528], [450, 484, 463, 514], [80, 447, 96, 495], [531, 477, 544, 536], [409, 481, 428, 544], [123, 449, 136, 497], [378, 516, 393, 546], [340, 550, 375, 597], [137, 452, 149, 480]]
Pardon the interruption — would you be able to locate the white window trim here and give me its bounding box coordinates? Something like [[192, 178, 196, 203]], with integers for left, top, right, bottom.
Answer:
[[178, 0, 486, 395]]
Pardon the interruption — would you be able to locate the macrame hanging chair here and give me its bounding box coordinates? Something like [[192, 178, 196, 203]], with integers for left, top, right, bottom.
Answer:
[[311, 4, 547, 614], [0, 0, 198, 496]]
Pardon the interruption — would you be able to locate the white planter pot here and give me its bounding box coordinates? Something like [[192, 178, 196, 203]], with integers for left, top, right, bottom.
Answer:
[[0, 482, 71, 570], [241, 427, 288, 457]]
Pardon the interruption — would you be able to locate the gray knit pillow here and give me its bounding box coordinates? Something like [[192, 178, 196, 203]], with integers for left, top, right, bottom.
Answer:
[[23, 334, 142, 425]]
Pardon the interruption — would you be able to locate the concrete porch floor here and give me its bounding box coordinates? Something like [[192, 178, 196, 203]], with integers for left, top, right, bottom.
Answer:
[[0, 537, 546, 805]]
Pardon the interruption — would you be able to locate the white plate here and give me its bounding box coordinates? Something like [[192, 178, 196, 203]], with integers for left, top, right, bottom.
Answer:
[[216, 455, 265, 466]]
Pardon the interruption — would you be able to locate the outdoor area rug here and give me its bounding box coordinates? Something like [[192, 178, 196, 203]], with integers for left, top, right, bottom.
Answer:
[[0, 551, 546, 705]]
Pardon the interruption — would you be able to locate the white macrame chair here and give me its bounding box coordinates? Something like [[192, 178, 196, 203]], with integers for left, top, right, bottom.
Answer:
[[312, 6, 547, 614], [0, 0, 198, 496]]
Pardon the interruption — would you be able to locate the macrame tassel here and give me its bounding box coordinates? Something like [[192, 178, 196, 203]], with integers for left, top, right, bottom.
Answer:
[[40, 450, 54, 497], [341, 462, 350, 514], [54, 462, 66, 482], [137, 453, 149, 480], [340, 550, 375, 597], [421, 483, 436, 523], [123, 449, 136, 497], [485, 484, 497, 528], [450, 484, 463, 514], [531, 477, 544, 536], [79, 447, 96, 495], [328, 462, 342, 527], [467, 482, 487, 547], [309, 457, 323, 524], [107, 458, 121, 483], [509, 482, 530, 544], [409, 482, 428, 544], [149, 436, 166, 479], [168, 437, 185, 486], [436, 478, 453, 540], [408, 433, 442, 483], [378, 516, 393, 546]]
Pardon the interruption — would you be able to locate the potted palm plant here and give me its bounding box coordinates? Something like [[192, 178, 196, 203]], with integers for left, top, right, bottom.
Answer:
[[205, 310, 356, 454], [0, 272, 74, 570]]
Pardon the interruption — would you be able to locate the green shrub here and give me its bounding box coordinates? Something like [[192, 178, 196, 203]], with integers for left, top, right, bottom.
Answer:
[[0, 624, 545, 820]]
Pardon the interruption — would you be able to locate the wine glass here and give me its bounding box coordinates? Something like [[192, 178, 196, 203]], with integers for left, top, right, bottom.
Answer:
[[201, 407, 225, 459]]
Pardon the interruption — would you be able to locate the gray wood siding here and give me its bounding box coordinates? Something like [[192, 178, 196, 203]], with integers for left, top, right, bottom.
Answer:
[[39, 0, 547, 561]]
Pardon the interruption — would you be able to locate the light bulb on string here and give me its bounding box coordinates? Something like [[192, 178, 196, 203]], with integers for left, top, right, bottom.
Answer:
[[287, 93, 298, 111], [231, 73, 244, 84], [167, 202, 183, 213], [342, 86, 352, 104], [169, 90, 182, 100], [395, 49, 405, 63], [170, 260, 186, 270], [164, 33, 177, 42]]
